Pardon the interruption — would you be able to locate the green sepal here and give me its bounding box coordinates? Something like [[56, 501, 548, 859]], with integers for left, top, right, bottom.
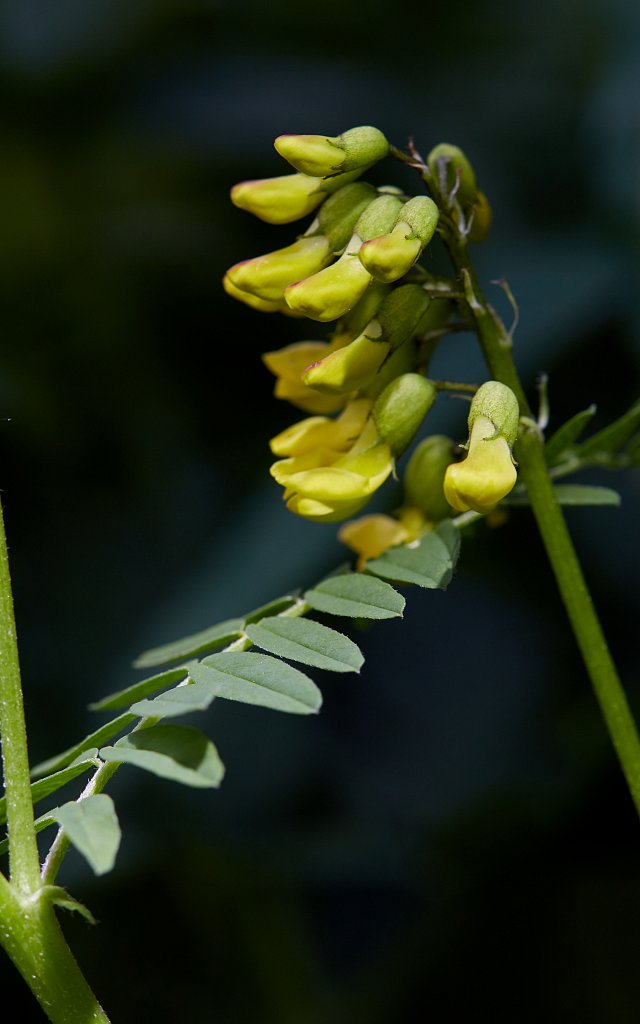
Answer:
[[42, 886, 97, 925]]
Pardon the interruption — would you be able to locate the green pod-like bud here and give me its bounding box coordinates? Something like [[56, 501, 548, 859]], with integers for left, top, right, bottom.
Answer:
[[372, 374, 437, 457], [316, 182, 377, 251], [354, 194, 405, 242], [377, 284, 431, 350], [275, 126, 389, 178], [358, 196, 439, 283], [343, 281, 391, 336], [403, 435, 456, 520], [468, 381, 520, 445], [427, 143, 477, 206]]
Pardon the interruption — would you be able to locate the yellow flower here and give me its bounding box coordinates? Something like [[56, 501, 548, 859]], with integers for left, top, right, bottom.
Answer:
[[338, 507, 428, 569], [270, 414, 394, 522], [262, 335, 351, 414], [443, 415, 517, 513], [302, 324, 389, 395], [269, 399, 372, 457]]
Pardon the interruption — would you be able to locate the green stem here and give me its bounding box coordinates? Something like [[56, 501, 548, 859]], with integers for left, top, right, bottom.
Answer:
[[0, 496, 111, 1021], [445, 231, 640, 814], [0, 496, 40, 894], [0, 873, 110, 1023]]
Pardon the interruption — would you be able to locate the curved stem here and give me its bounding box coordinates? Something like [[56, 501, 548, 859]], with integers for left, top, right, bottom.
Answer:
[[444, 230, 640, 814]]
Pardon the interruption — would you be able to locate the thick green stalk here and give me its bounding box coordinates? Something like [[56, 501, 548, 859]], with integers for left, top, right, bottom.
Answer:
[[446, 233, 640, 814], [0, 874, 110, 1023], [0, 496, 40, 894], [0, 497, 111, 1021]]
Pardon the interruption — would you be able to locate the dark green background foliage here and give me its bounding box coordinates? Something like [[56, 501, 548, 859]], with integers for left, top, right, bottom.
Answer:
[[1, 0, 640, 1020]]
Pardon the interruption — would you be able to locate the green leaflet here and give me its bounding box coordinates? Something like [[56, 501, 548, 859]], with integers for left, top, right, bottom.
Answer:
[[576, 400, 640, 460], [365, 531, 453, 589], [506, 484, 621, 507], [304, 573, 405, 619], [51, 795, 121, 877], [130, 679, 217, 719], [134, 618, 245, 669], [0, 754, 99, 827], [544, 406, 597, 464], [100, 724, 225, 789], [195, 653, 322, 714], [90, 667, 189, 712], [245, 617, 363, 673], [42, 886, 97, 925], [31, 714, 136, 778], [244, 593, 301, 623]]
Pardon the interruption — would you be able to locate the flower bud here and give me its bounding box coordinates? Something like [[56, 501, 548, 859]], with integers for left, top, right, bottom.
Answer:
[[372, 374, 437, 457], [275, 126, 389, 178], [354, 194, 404, 241], [262, 338, 349, 414], [338, 513, 410, 569], [231, 173, 325, 224], [343, 281, 390, 336], [468, 381, 520, 445], [427, 143, 477, 206], [302, 321, 389, 394], [316, 182, 377, 250], [223, 273, 283, 312], [359, 196, 439, 283], [443, 381, 520, 514], [226, 236, 331, 302], [269, 398, 372, 457], [403, 435, 456, 520], [284, 233, 372, 321], [376, 284, 431, 350]]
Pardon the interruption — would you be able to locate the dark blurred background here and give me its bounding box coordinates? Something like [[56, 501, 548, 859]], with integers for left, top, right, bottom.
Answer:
[[1, 0, 640, 1020]]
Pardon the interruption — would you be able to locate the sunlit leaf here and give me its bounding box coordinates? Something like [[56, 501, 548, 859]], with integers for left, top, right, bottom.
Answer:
[[194, 653, 322, 714], [245, 617, 363, 673], [365, 532, 452, 589], [0, 754, 99, 827], [304, 573, 405, 620], [133, 618, 244, 669], [130, 679, 217, 719], [51, 795, 121, 876], [31, 715, 135, 778], [90, 667, 189, 712], [100, 724, 224, 788]]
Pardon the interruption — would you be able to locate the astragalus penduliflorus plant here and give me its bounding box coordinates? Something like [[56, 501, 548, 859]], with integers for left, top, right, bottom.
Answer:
[[1, 126, 640, 1021]]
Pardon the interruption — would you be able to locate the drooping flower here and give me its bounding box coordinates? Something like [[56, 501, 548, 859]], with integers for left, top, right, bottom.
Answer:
[[262, 336, 351, 414], [443, 381, 519, 513], [338, 507, 428, 569]]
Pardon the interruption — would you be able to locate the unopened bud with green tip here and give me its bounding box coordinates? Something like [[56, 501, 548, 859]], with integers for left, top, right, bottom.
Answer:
[[359, 196, 439, 283], [444, 381, 520, 514], [354, 193, 404, 241], [275, 126, 389, 178], [231, 167, 369, 225], [372, 374, 437, 457], [376, 284, 431, 350], [302, 320, 389, 394], [468, 380, 520, 445], [225, 235, 332, 302], [403, 435, 456, 520], [427, 143, 477, 207]]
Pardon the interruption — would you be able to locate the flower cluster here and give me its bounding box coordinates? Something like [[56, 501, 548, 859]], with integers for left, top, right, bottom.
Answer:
[[224, 126, 519, 543]]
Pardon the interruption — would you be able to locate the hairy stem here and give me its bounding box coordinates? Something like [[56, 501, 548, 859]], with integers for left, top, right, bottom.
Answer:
[[0, 496, 40, 893]]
